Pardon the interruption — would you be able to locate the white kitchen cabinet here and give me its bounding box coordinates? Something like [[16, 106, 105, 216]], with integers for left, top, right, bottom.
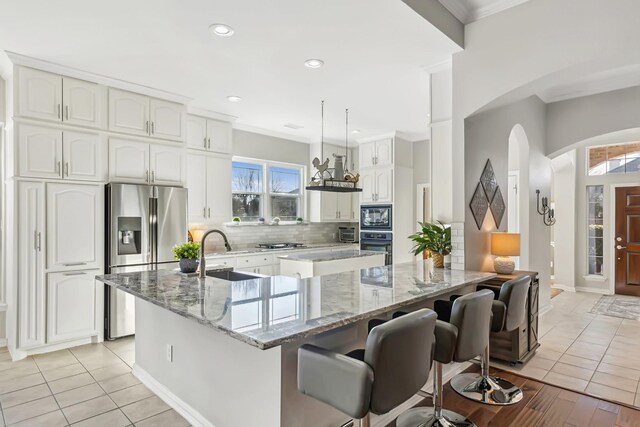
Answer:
[[62, 77, 103, 128], [360, 167, 392, 203], [17, 181, 46, 349], [186, 153, 231, 223], [17, 67, 63, 122], [150, 144, 185, 185], [337, 193, 353, 220], [318, 192, 352, 221], [186, 115, 232, 154], [46, 183, 102, 271], [359, 138, 393, 168], [109, 138, 150, 183], [63, 131, 106, 181], [108, 89, 150, 137], [46, 270, 98, 343], [17, 124, 63, 179], [149, 98, 186, 142], [186, 116, 208, 151]]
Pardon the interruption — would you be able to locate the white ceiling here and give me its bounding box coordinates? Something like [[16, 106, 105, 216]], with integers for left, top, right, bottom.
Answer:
[[0, 0, 461, 143], [439, 0, 529, 24]]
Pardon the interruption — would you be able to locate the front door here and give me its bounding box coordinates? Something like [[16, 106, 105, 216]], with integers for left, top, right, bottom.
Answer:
[[615, 186, 640, 295]]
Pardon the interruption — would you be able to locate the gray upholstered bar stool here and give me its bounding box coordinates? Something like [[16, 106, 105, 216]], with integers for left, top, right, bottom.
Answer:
[[396, 289, 494, 427], [448, 275, 530, 406], [297, 309, 437, 427]]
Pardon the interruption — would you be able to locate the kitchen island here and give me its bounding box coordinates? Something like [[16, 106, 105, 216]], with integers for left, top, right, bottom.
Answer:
[[278, 248, 386, 278], [96, 263, 494, 427]]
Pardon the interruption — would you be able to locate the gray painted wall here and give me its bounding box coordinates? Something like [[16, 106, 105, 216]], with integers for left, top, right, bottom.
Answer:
[[546, 86, 640, 157], [232, 129, 310, 166], [464, 96, 551, 308]]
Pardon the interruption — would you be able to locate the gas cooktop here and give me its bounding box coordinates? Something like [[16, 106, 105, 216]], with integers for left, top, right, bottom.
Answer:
[[256, 243, 306, 250]]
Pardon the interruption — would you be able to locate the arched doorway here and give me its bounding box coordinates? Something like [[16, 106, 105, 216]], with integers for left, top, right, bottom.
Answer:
[[508, 124, 530, 269]]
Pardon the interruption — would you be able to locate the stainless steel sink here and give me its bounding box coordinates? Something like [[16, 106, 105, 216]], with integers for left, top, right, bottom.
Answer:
[[206, 270, 261, 281]]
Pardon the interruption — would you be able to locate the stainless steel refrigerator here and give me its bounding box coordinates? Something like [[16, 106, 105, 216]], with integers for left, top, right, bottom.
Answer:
[[105, 183, 188, 339]]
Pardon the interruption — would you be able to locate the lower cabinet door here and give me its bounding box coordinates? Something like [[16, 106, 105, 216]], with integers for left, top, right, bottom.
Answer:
[[47, 271, 97, 343]]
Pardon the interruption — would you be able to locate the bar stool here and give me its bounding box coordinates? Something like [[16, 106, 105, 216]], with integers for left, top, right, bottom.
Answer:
[[396, 289, 494, 427], [298, 309, 437, 427], [443, 276, 530, 406]]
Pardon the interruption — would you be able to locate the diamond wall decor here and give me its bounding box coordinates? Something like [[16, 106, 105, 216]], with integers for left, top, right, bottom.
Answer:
[[470, 182, 489, 230], [490, 187, 506, 228], [480, 159, 498, 202]]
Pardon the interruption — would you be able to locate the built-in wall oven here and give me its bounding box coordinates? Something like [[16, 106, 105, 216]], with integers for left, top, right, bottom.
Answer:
[[360, 231, 393, 265], [360, 204, 392, 231]]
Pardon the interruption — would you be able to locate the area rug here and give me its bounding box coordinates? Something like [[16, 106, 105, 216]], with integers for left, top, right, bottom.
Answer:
[[590, 294, 640, 320]]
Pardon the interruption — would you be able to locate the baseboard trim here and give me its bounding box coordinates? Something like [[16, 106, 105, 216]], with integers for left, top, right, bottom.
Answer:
[[132, 364, 215, 427], [0, 338, 7, 348], [552, 284, 576, 293], [575, 286, 611, 295]]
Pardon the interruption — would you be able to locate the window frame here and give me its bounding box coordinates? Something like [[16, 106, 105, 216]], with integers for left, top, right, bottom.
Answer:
[[586, 185, 604, 276], [231, 156, 306, 223], [587, 141, 640, 176]]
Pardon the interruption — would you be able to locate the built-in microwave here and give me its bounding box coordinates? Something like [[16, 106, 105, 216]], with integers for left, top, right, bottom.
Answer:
[[360, 204, 392, 231]]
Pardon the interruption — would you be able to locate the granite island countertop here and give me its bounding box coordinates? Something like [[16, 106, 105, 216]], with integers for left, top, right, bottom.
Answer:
[[277, 249, 384, 262], [96, 263, 495, 350]]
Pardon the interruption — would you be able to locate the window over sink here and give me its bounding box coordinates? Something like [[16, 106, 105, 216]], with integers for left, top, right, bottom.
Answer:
[[232, 158, 305, 222]]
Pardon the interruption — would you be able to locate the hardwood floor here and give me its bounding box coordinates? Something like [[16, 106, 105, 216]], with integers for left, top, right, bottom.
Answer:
[[386, 365, 640, 427]]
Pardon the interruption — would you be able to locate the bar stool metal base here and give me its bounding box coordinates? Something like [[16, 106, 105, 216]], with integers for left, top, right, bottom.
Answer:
[[450, 373, 523, 406], [396, 407, 476, 427]]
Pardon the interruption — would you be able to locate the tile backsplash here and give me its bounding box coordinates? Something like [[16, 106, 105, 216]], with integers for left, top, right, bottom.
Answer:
[[191, 222, 357, 252]]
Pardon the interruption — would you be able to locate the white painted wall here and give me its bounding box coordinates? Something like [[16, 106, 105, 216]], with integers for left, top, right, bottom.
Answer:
[[464, 96, 551, 309], [413, 139, 431, 226], [551, 151, 576, 291]]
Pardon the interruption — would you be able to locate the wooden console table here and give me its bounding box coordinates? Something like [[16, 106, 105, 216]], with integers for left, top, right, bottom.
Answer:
[[480, 270, 540, 364]]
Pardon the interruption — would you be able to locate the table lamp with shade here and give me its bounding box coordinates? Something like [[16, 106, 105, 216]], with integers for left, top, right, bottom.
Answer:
[[491, 232, 520, 274]]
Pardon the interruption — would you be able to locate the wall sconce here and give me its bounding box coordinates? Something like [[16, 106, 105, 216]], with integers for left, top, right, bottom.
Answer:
[[536, 190, 556, 226]]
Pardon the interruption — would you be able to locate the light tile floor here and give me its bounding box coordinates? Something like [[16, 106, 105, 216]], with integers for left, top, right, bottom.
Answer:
[[497, 290, 640, 408], [0, 337, 190, 426]]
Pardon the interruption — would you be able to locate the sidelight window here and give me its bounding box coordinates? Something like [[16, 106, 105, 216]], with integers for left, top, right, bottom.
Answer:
[[587, 185, 604, 275]]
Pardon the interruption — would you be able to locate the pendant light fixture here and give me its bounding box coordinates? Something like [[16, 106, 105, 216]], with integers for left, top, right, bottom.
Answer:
[[306, 101, 361, 193]]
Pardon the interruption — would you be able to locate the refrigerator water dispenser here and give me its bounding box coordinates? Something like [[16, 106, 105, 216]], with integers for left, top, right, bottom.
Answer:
[[117, 217, 142, 255]]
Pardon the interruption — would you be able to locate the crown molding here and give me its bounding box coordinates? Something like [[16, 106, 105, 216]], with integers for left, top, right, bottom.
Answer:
[[232, 122, 313, 144], [5, 51, 192, 104], [355, 131, 397, 144], [438, 0, 471, 24], [187, 106, 237, 123]]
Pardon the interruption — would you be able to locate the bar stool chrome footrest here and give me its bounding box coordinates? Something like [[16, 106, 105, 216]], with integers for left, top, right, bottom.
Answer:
[[396, 407, 476, 427], [450, 373, 523, 406]]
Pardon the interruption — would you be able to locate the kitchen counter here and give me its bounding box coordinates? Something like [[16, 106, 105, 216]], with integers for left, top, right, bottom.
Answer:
[[277, 248, 381, 262], [96, 264, 493, 350]]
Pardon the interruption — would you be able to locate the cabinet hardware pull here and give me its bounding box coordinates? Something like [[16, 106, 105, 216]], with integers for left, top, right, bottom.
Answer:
[[63, 262, 87, 266], [65, 105, 69, 120], [151, 122, 155, 135], [146, 121, 150, 134], [203, 207, 207, 217], [65, 162, 69, 177], [207, 138, 211, 149], [208, 208, 211, 218], [145, 170, 149, 182], [57, 104, 61, 119], [63, 271, 87, 276], [34, 231, 41, 251], [204, 137, 207, 148], [56, 161, 61, 176], [151, 170, 155, 182]]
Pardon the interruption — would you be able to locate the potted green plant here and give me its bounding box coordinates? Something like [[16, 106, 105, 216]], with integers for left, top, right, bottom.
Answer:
[[173, 242, 201, 273], [296, 217, 304, 224], [408, 221, 452, 268], [232, 217, 241, 224]]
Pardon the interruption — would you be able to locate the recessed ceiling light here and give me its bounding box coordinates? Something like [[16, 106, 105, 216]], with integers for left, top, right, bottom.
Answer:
[[227, 96, 242, 102], [351, 129, 361, 134], [210, 24, 234, 37], [304, 59, 324, 69]]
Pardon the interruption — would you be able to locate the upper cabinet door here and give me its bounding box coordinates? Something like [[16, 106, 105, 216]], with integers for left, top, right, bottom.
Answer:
[[321, 193, 339, 221], [108, 89, 149, 136], [360, 170, 375, 203], [337, 193, 353, 221], [17, 67, 63, 122], [63, 131, 106, 182], [359, 142, 375, 168], [186, 115, 208, 151], [207, 155, 232, 224], [186, 154, 208, 223], [109, 138, 150, 183], [17, 124, 63, 179], [63, 77, 103, 129], [207, 119, 232, 154], [46, 183, 102, 271], [375, 168, 393, 203], [375, 139, 393, 166], [149, 98, 186, 142], [150, 144, 185, 185]]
